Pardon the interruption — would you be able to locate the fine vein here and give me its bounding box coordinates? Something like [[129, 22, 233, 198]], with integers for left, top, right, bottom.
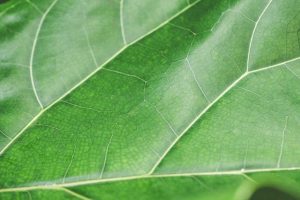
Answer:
[[100, 133, 114, 179], [83, 26, 98, 67], [0, 129, 12, 140], [186, 58, 210, 103], [25, 0, 43, 14], [277, 116, 289, 168]]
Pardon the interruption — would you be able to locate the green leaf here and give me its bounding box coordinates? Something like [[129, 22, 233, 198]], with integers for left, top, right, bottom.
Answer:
[[0, 0, 300, 199]]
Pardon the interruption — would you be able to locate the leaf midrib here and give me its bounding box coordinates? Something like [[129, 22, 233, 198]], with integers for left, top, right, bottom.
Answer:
[[1, 165, 300, 193]]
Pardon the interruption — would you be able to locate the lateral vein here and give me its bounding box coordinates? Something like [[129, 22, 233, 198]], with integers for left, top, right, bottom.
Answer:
[[29, 0, 59, 109], [60, 187, 91, 200], [120, 0, 127, 45], [246, 0, 273, 71]]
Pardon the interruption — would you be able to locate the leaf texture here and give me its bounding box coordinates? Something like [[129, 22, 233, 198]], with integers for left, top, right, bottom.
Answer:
[[0, 0, 300, 199]]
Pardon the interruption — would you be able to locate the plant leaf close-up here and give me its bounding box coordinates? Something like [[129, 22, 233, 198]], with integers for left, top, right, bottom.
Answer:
[[1, 0, 300, 199]]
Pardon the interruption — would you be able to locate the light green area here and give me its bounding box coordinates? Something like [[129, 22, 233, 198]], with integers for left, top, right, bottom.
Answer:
[[0, 0, 300, 199]]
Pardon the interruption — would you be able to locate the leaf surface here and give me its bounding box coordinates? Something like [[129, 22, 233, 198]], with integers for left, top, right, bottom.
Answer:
[[0, 0, 300, 199]]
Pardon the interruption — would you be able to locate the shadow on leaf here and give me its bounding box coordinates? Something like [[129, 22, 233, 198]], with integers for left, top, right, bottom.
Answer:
[[249, 186, 299, 200]]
